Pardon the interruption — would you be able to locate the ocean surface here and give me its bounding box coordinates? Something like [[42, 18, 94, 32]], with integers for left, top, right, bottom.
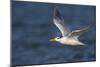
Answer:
[[11, 1, 96, 66]]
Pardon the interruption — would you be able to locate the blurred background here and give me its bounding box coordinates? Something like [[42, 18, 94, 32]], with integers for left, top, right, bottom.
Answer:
[[11, 1, 96, 66]]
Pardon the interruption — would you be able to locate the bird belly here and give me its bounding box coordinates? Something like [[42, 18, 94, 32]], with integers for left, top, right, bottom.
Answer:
[[59, 38, 84, 45]]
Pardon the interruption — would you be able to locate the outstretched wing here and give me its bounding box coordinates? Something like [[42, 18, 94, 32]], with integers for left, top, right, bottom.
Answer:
[[53, 7, 70, 36], [68, 26, 89, 38]]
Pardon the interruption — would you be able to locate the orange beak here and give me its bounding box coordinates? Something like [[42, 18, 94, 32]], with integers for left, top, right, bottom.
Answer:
[[49, 38, 56, 42]]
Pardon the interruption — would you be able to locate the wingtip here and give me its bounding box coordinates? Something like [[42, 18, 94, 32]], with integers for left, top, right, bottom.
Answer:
[[53, 6, 63, 20], [54, 6, 58, 16]]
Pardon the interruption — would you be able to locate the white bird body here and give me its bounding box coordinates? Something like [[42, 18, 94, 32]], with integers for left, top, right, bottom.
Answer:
[[57, 37, 84, 45], [49, 7, 89, 46]]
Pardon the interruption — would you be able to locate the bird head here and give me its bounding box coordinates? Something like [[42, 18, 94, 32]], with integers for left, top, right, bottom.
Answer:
[[49, 37, 62, 42]]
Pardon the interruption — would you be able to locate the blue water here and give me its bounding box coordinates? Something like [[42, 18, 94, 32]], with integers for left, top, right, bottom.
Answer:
[[11, 1, 96, 66]]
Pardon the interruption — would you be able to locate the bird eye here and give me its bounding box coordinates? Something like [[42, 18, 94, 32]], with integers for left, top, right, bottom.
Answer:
[[59, 36, 62, 38], [57, 36, 62, 39]]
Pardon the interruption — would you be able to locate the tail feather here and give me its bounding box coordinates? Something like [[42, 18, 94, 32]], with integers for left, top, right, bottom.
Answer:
[[79, 42, 86, 46]]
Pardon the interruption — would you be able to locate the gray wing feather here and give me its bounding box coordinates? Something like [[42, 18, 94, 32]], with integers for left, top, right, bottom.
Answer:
[[68, 26, 89, 38], [53, 8, 70, 36]]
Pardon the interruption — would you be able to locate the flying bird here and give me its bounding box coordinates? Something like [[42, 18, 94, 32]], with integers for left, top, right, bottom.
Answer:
[[49, 7, 90, 46]]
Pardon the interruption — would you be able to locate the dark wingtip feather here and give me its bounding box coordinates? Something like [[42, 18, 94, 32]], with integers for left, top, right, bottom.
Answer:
[[54, 7, 63, 20]]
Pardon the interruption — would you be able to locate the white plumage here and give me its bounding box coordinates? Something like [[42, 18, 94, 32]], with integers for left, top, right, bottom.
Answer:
[[50, 7, 89, 46]]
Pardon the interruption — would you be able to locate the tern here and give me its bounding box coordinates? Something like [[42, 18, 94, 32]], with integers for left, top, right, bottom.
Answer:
[[49, 7, 89, 46]]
